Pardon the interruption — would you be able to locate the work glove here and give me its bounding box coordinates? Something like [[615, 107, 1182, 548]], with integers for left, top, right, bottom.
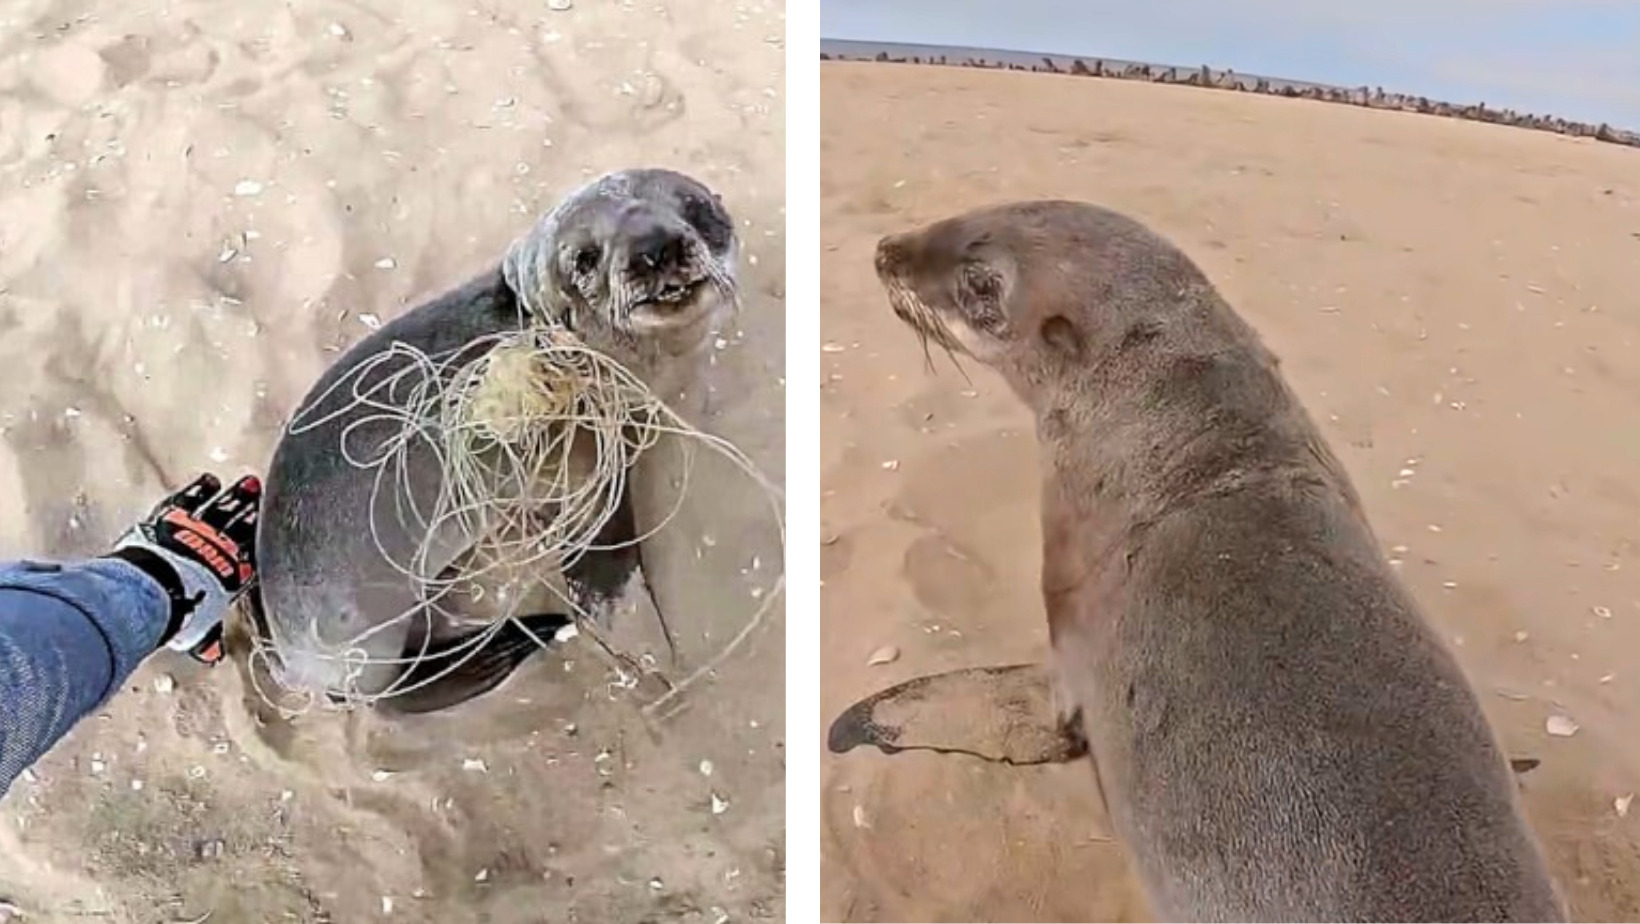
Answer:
[[103, 473, 262, 664]]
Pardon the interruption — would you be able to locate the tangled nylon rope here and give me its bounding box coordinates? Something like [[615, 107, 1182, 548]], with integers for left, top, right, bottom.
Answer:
[[249, 324, 784, 718]]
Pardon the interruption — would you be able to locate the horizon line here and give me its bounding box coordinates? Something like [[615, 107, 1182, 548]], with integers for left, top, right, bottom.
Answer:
[[819, 36, 1640, 136]]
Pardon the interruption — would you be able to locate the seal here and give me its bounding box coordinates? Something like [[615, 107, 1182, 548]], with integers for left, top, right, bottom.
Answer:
[[250, 167, 738, 714], [873, 200, 1565, 921]]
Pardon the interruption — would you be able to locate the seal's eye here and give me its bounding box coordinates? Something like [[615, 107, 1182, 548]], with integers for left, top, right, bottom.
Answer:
[[573, 246, 600, 275], [959, 262, 1007, 333], [960, 262, 1003, 306], [963, 264, 998, 300]]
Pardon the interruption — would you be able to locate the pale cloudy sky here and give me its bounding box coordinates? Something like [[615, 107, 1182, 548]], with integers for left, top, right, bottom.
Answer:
[[821, 0, 1640, 128]]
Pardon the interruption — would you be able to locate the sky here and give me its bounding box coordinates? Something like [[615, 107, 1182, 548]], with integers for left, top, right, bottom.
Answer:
[[821, 0, 1640, 129]]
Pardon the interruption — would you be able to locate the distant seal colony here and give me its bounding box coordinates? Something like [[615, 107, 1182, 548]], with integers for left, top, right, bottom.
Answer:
[[252, 167, 739, 714], [873, 200, 1565, 921]]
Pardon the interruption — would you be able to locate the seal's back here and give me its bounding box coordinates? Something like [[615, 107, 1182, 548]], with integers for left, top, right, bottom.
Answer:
[[1045, 311, 1566, 922], [1055, 474, 1565, 921]]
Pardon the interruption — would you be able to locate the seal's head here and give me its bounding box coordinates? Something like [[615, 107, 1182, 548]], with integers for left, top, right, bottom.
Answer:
[[504, 168, 739, 351], [874, 200, 1216, 408]]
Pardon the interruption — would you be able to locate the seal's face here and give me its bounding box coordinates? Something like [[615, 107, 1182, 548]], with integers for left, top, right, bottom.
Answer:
[[507, 168, 739, 346], [875, 200, 1199, 403], [874, 210, 1019, 367]]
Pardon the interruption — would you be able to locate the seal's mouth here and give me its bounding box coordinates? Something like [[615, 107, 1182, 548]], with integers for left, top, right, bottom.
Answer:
[[638, 275, 709, 311], [621, 257, 738, 336]]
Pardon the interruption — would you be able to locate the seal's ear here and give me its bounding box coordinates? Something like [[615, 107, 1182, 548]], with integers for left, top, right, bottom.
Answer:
[[1040, 315, 1085, 359]]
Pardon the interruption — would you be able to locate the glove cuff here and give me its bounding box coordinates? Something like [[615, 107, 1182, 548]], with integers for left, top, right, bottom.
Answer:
[[102, 546, 188, 643]]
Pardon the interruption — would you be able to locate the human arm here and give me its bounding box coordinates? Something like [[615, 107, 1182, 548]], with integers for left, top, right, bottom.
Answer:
[[0, 474, 260, 797]]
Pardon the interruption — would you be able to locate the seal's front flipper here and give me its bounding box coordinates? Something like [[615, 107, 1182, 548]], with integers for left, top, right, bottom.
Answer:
[[384, 613, 571, 715], [566, 480, 678, 659], [565, 487, 641, 606], [828, 663, 1088, 766]]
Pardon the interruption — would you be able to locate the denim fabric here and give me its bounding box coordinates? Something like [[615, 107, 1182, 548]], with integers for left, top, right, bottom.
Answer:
[[0, 559, 167, 798]]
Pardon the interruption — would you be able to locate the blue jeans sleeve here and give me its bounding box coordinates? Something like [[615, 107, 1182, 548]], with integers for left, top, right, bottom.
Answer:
[[0, 559, 169, 798]]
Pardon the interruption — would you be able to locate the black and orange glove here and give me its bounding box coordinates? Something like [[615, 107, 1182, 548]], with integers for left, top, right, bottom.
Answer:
[[103, 473, 261, 665]]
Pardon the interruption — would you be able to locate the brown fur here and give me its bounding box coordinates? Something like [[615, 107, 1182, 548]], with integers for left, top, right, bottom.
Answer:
[[874, 200, 1566, 922]]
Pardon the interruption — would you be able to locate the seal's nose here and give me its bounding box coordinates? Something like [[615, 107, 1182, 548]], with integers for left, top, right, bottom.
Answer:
[[627, 224, 688, 274]]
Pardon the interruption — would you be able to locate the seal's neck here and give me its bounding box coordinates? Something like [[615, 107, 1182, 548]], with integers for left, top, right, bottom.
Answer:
[[1033, 342, 1342, 529], [623, 301, 732, 416]]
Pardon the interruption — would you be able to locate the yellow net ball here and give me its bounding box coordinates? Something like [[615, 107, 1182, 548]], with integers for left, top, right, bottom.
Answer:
[[464, 340, 584, 443]]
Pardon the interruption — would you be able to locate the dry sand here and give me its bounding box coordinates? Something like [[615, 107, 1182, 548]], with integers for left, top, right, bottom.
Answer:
[[821, 61, 1640, 922], [0, 2, 785, 922]]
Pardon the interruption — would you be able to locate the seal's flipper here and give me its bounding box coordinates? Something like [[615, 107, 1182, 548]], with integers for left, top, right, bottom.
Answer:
[[383, 613, 571, 715], [564, 479, 678, 659], [828, 663, 1088, 766], [564, 484, 641, 605], [242, 581, 272, 644]]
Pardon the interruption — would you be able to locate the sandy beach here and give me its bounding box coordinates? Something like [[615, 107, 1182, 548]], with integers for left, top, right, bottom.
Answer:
[[821, 60, 1640, 921], [0, 1, 785, 921]]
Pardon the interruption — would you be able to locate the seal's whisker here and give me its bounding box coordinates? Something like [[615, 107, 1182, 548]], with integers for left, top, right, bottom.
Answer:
[[710, 263, 744, 318], [610, 280, 641, 330], [915, 327, 938, 374], [882, 278, 967, 376]]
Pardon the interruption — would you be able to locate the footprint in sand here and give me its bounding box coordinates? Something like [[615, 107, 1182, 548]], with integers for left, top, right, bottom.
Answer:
[[902, 531, 995, 616], [823, 754, 1144, 923], [96, 35, 152, 88], [889, 429, 1038, 536]]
